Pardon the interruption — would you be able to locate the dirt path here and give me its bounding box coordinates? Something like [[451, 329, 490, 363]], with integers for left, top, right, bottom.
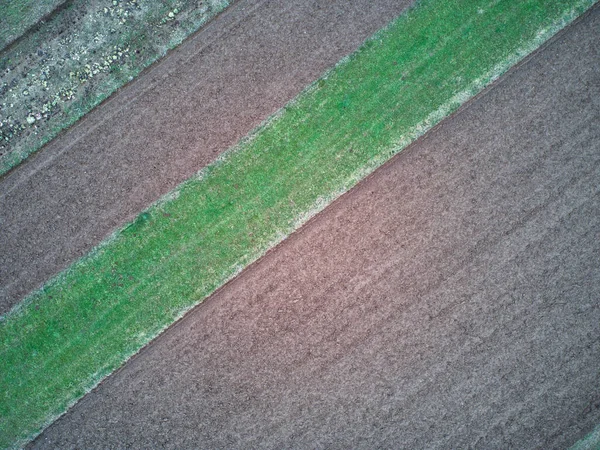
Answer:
[[30, 5, 600, 449], [0, 0, 415, 314]]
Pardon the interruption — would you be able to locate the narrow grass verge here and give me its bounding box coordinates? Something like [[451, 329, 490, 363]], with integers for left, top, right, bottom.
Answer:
[[0, 0, 66, 50], [0, 0, 230, 177], [570, 424, 600, 450], [1, 0, 596, 447]]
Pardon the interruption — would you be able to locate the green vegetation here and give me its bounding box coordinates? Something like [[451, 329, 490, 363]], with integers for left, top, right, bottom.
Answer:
[[570, 424, 600, 450], [0, 0, 595, 447], [0, 0, 65, 49], [0, 0, 230, 176]]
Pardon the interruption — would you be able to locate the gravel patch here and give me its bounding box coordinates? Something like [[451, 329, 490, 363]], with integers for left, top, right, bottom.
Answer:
[[0, 0, 230, 176]]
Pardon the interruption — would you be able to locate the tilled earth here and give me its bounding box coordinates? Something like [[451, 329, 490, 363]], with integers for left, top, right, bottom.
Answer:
[[29, 4, 600, 449]]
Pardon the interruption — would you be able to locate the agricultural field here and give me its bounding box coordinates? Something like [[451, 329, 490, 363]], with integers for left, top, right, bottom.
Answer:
[[1, 0, 599, 448], [0, 0, 230, 176]]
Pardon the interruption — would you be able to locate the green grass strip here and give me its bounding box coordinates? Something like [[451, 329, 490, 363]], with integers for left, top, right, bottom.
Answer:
[[0, 0, 595, 447]]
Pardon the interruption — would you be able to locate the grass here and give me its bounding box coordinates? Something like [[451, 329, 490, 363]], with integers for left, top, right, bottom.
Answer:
[[570, 424, 600, 450], [0, 0, 596, 447], [0, 0, 65, 50], [0, 0, 230, 177]]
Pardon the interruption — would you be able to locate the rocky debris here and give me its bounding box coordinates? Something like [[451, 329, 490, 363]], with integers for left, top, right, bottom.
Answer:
[[0, 0, 229, 174]]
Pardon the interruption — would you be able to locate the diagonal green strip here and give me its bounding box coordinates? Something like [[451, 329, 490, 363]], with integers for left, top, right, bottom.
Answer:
[[570, 424, 600, 450], [0, 0, 596, 447]]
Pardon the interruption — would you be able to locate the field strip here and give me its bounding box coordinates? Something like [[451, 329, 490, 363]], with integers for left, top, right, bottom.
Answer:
[[1, 0, 596, 447], [0, 0, 230, 177]]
